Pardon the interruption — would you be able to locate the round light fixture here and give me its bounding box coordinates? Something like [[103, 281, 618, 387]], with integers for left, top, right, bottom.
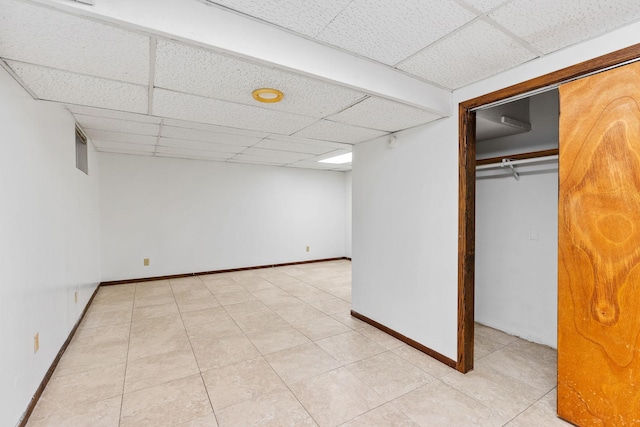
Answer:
[[252, 88, 284, 103]]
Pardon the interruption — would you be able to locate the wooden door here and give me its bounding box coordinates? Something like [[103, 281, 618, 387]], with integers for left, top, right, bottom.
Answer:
[[558, 61, 640, 425]]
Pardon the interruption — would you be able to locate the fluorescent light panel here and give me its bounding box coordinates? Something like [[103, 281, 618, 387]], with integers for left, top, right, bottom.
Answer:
[[319, 152, 352, 164]]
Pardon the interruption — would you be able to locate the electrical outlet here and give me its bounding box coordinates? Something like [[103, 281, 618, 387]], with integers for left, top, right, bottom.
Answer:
[[75, 291, 78, 304], [34, 333, 39, 353], [144, 258, 150, 266], [306, 246, 310, 252]]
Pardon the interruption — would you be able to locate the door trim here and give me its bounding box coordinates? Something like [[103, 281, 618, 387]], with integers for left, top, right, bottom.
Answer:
[[456, 43, 640, 373]]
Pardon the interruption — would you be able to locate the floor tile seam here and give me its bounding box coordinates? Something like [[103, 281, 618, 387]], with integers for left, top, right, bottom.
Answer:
[[389, 347, 453, 379], [214, 299, 267, 365], [121, 353, 205, 397], [341, 351, 439, 399], [258, 286, 339, 335], [337, 400, 404, 426], [475, 332, 511, 349], [169, 277, 216, 298], [260, 356, 327, 427], [263, 342, 344, 385], [175, 294, 223, 312], [196, 372, 220, 427], [173, 296, 221, 426], [314, 330, 387, 362], [199, 357, 287, 413], [438, 372, 548, 418], [87, 300, 133, 315], [475, 333, 520, 348], [91, 297, 137, 304], [26, 395, 120, 425], [384, 398, 425, 427], [492, 367, 555, 397], [433, 375, 520, 420], [66, 332, 131, 350], [288, 365, 393, 426], [133, 298, 180, 310], [364, 374, 436, 404], [36, 388, 124, 417], [498, 396, 543, 426], [118, 286, 137, 427], [304, 326, 354, 343], [49, 356, 129, 382], [393, 379, 504, 426], [472, 361, 555, 396]]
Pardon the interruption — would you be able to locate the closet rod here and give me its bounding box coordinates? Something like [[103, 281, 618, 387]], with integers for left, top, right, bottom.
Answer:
[[476, 154, 558, 170]]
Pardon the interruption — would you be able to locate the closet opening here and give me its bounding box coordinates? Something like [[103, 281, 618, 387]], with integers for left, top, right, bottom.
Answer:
[[456, 43, 640, 374], [474, 90, 559, 360]]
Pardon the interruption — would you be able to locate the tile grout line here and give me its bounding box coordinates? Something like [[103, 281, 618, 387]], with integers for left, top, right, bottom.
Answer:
[[172, 274, 222, 426], [262, 265, 384, 426], [117, 284, 137, 427]]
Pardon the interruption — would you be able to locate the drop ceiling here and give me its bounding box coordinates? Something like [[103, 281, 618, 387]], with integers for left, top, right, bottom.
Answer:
[[1, 0, 640, 171]]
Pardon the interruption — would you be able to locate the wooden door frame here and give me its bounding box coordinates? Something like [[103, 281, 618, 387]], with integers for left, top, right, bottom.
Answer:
[[456, 43, 640, 373]]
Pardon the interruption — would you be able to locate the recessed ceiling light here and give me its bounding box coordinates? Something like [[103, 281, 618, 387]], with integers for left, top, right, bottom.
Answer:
[[252, 88, 284, 103], [319, 153, 352, 164]]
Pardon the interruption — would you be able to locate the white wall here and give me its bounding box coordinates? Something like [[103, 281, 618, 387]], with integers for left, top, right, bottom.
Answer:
[[345, 171, 352, 258], [0, 67, 101, 426], [476, 165, 558, 347], [352, 21, 640, 362], [99, 153, 347, 281], [353, 122, 460, 359]]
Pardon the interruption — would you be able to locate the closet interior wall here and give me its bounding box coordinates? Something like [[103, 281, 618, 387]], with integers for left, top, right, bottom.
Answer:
[[475, 90, 559, 348]]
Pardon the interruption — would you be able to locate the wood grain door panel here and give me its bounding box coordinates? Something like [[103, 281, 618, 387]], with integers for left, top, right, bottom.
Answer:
[[558, 61, 640, 425]]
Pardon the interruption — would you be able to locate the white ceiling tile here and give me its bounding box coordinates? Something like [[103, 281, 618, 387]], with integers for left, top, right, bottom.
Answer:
[[266, 134, 350, 150], [158, 137, 245, 154], [161, 118, 269, 138], [328, 97, 443, 132], [286, 161, 341, 170], [160, 126, 262, 146], [316, 0, 476, 65], [241, 148, 311, 161], [397, 20, 537, 89], [228, 154, 290, 166], [204, 0, 352, 38], [95, 147, 154, 157], [67, 105, 161, 124], [92, 140, 155, 153], [154, 39, 365, 118], [252, 139, 338, 155], [75, 115, 160, 136], [154, 153, 227, 162], [155, 146, 235, 160], [294, 120, 386, 144], [287, 148, 352, 169], [490, 0, 640, 54], [0, 0, 149, 84], [312, 148, 353, 161], [460, 0, 509, 13], [8, 62, 148, 113], [85, 129, 158, 145], [152, 88, 316, 134]]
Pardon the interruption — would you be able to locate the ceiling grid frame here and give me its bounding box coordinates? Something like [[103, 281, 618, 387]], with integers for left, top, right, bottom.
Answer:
[[1, 0, 639, 170]]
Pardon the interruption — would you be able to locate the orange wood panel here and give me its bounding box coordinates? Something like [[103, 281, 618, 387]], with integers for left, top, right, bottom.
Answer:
[[558, 61, 640, 426]]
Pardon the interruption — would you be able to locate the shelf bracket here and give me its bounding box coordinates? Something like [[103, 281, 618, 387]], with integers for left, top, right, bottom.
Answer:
[[501, 158, 520, 181]]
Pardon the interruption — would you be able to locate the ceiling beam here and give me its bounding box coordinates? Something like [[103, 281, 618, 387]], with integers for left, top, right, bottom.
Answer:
[[29, 0, 452, 117]]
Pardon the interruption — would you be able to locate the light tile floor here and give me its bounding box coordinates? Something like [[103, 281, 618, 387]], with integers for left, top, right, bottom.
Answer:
[[27, 260, 570, 426]]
